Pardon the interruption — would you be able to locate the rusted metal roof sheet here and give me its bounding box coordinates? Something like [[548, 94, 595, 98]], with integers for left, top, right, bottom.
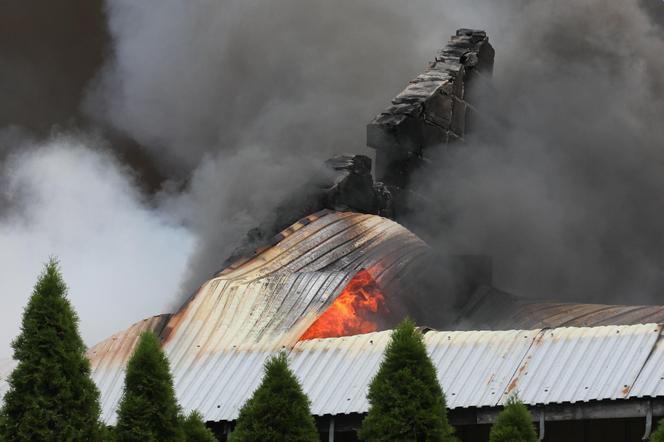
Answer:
[[4, 323, 664, 423], [459, 285, 664, 329], [507, 303, 664, 329], [500, 324, 661, 405]]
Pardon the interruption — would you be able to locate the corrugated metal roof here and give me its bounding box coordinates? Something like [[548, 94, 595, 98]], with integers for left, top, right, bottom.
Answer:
[[5, 211, 664, 423], [426, 329, 540, 408], [4, 323, 664, 422], [290, 324, 664, 417], [87, 314, 171, 423], [290, 331, 391, 416], [166, 271, 353, 422], [87, 211, 428, 423], [289, 329, 540, 415], [504, 324, 661, 405], [626, 328, 664, 399], [459, 285, 664, 329]]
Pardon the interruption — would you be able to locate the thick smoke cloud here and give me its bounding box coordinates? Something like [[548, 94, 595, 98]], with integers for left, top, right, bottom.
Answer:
[[0, 137, 193, 358], [0, 0, 663, 356], [85, 0, 456, 293], [408, 0, 664, 304], [85, 0, 432, 174]]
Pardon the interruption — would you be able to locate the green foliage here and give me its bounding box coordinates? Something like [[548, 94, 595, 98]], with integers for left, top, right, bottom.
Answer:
[[359, 318, 456, 442], [229, 352, 318, 442], [114, 331, 185, 442], [651, 419, 664, 442], [182, 411, 216, 442], [101, 425, 115, 441], [0, 258, 104, 441], [489, 395, 538, 442]]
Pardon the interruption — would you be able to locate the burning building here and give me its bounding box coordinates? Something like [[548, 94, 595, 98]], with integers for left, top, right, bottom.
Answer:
[[2, 28, 664, 442]]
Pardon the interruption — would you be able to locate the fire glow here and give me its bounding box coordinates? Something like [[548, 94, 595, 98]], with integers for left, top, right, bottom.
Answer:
[[299, 269, 387, 340]]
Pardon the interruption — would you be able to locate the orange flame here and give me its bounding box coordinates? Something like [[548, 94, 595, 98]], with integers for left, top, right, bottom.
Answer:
[[299, 269, 387, 340]]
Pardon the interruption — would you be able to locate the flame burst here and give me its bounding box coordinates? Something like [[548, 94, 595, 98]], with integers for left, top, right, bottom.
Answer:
[[300, 269, 387, 340]]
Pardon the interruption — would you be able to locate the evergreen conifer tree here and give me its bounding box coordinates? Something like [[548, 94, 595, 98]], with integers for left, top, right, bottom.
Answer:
[[650, 419, 664, 442], [358, 318, 456, 442], [229, 352, 318, 442], [114, 331, 184, 442], [181, 411, 217, 442], [0, 258, 103, 441], [489, 395, 538, 442]]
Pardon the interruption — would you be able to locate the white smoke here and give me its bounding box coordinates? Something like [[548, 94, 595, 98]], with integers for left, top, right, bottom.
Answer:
[[0, 136, 193, 357]]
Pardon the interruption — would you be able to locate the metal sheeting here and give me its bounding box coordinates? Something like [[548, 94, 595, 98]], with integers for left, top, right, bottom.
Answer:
[[7, 209, 664, 423], [87, 314, 171, 423], [167, 271, 353, 423], [459, 285, 664, 329], [291, 331, 391, 416], [626, 328, 664, 399], [290, 329, 544, 414], [289, 329, 540, 415], [427, 329, 540, 408], [505, 324, 661, 405], [507, 303, 664, 329], [86, 211, 428, 423], [288, 324, 664, 418], [5, 323, 664, 423]]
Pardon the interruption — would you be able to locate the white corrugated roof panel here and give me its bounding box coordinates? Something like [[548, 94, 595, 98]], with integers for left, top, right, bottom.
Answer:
[[426, 329, 540, 408], [291, 331, 391, 416], [628, 327, 664, 399], [5, 323, 664, 423], [504, 324, 661, 405]]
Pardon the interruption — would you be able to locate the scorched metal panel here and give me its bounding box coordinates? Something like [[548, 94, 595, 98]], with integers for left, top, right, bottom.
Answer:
[[84, 211, 428, 423]]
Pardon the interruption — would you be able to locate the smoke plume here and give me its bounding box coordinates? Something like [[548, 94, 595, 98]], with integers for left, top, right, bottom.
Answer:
[[407, 0, 664, 304], [0, 0, 663, 356], [84, 0, 453, 292]]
